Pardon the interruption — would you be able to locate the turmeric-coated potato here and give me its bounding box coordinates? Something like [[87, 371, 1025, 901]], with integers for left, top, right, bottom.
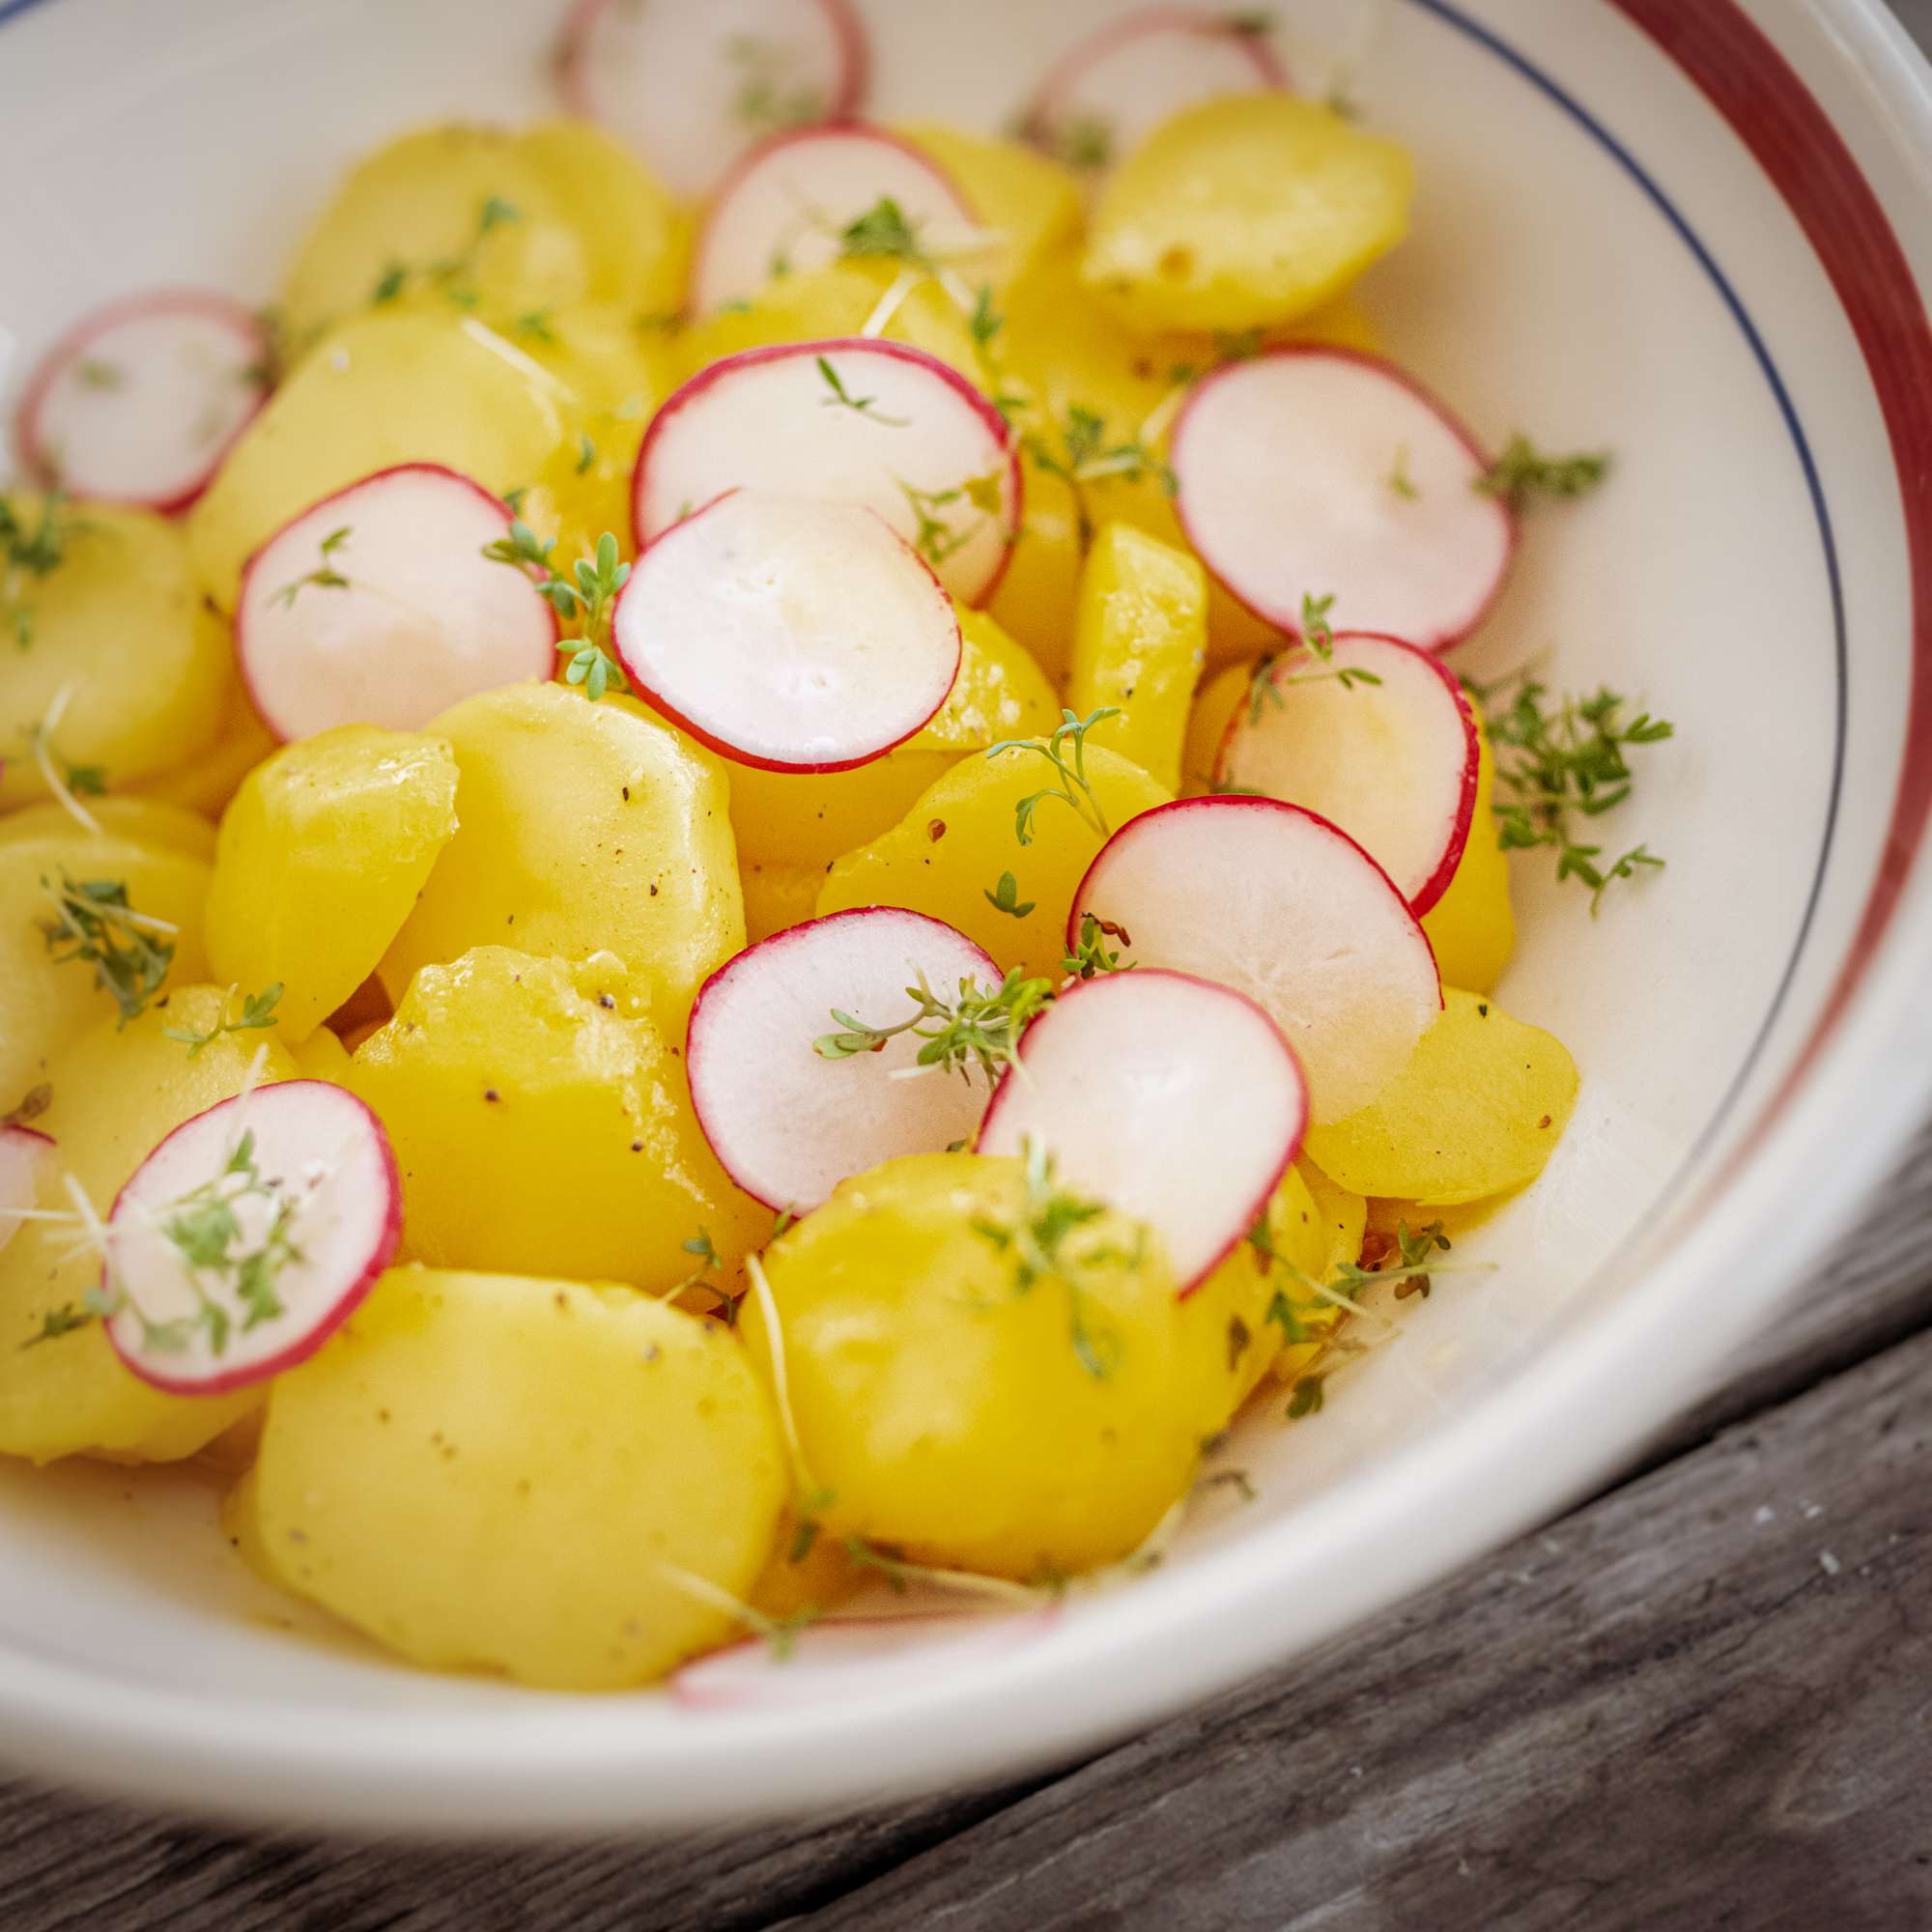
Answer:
[[1304, 990, 1578, 1205], [349, 947, 767, 1287], [0, 988, 297, 1464], [743, 1153, 1198, 1578], [1066, 523, 1207, 793], [207, 724, 459, 1042], [128, 673, 279, 823], [0, 797, 214, 864], [379, 683, 744, 1034], [730, 608, 1058, 872], [1083, 97, 1414, 335], [1421, 717, 1515, 995], [895, 122, 1084, 289], [740, 861, 824, 946], [288, 1024, 354, 1085], [248, 1266, 785, 1690], [0, 826, 212, 1112], [816, 740, 1170, 978], [187, 308, 575, 611], [0, 499, 230, 809]]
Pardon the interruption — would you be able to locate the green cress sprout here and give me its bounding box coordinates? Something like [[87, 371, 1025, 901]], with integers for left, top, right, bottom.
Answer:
[[39, 871, 177, 1026], [163, 984, 283, 1059], [1, 492, 75, 650], [813, 967, 1055, 1086], [985, 706, 1120, 844], [1476, 435, 1611, 512], [481, 523, 631, 701]]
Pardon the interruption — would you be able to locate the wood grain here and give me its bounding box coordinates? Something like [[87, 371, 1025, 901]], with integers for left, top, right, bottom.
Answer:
[[4, 1124, 1929, 1932]]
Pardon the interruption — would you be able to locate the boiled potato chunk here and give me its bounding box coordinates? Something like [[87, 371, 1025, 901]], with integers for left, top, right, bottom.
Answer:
[[288, 1024, 353, 1085], [187, 308, 574, 611], [206, 724, 459, 1042], [1066, 523, 1207, 793], [349, 948, 766, 1287], [0, 989, 297, 1464], [730, 608, 1058, 872], [1083, 97, 1414, 335], [741, 861, 822, 945], [985, 454, 1088, 686], [895, 123, 1083, 288], [1304, 990, 1578, 1206], [379, 683, 744, 1034], [1421, 716, 1515, 995], [249, 1266, 785, 1690], [745, 1153, 1197, 1578], [1182, 660, 1248, 794], [816, 741, 1170, 978], [0, 797, 214, 863], [0, 827, 211, 1113], [0, 499, 229, 808], [128, 672, 279, 822]]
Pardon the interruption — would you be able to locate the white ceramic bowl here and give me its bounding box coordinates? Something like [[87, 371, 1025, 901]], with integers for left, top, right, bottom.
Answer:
[[3, 0, 1931, 1836]]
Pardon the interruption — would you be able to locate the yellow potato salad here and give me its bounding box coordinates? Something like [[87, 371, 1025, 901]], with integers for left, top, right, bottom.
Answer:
[[0, 8, 1670, 1694]]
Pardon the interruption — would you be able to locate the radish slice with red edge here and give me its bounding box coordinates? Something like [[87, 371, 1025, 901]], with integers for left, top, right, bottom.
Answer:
[[978, 970, 1308, 1293], [693, 124, 981, 315], [0, 1126, 56, 1258], [1023, 7, 1288, 170], [611, 489, 961, 772], [1170, 348, 1516, 654], [634, 339, 1021, 606], [687, 907, 997, 1213], [557, 0, 867, 199], [235, 462, 559, 742], [1069, 797, 1441, 1124], [14, 291, 270, 513], [1218, 632, 1479, 916], [102, 1080, 401, 1397]]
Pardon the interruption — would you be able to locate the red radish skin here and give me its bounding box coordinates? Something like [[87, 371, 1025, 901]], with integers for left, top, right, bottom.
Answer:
[[0, 1126, 56, 1258], [611, 489, 962, 774], [1170, 348, 1518, 654], [14, 291, 270, 514], [1216, 632, 1480, 917], [234, 462, 559, 742], [1023, 7, 1288, 168], [979, 970, 1308, 1293], [686, 907, 998, 1213], [693, 124, 981, 315], [1069, 797, 1442, 1124], [632, 338, 1023, 607], [102, 1082, 402, 1399], [557, 0, 867, 199]]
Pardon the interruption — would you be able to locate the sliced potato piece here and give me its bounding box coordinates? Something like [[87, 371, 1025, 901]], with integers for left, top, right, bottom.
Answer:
[[207, 724, 459, 1041], [249, 1265, 785, 1689], [127, 673, 279, 822], [0, 797, 214, 863], [1304, 989, 1578, 1206], [895, 122, 1083, 289], [1421, 714, 1516, 995]]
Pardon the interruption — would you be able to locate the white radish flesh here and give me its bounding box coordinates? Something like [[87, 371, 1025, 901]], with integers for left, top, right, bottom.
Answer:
[[1171, 349, 1516, 653], [0, 1127, 56, 1258], [1025, 8, 1287, 169], [103, 1080, 401, 1397], [234, 463, 558, 742], [633, 339, 1021, 606], [15, 292, 270, 513], [693, 125, 981, 315], [611, 489, 961, 772], [558, 0, 866, 199], [1218, 633, 1479, 915], [979, 971, 1308, 1291], [1069, 798, 1441, 1123], [686, 908, 997, 1213]]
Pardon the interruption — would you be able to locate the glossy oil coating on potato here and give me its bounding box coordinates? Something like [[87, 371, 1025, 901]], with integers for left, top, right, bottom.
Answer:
[[0, 990, 297, 1464], [247, 1266, 785, 1690], [743, 1153, 1199, 1579], [349, 947, 766, 1288], [207, 724, 459, 1041]]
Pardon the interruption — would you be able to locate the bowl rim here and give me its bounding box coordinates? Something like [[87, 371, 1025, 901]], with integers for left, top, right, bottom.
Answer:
[[4, 0, 1932, 1834]]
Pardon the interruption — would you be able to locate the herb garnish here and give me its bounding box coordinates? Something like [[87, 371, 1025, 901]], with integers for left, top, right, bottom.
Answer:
[[1245, 593, 1380, 723], [369, 193, 521, 313], [39, 871, 177, 1025], [481, 523, 631, 701], [271, 525, 353, 607], [1063, 913, 1131, 980], [1, 493, 74, 650], [983, 871, 1036, 919], [725, 32, 827, 134], [815, 354, 909, 427], [22, 687, 108, 834], [985, 706, 1120, 845], [813, 966, 1054, 1085], [1022, 405, 1175, 552], [896, 471, 1003, 567], [163, 984, 283, 1059], [1477, 435, 1611, 512]]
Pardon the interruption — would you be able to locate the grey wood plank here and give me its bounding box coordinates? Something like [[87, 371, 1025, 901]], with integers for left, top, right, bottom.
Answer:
[[3, 1126, 1928, 1931], [784, 1309, 1932, 1932]]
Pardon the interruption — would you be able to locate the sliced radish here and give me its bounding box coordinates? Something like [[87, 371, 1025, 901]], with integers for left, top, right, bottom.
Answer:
[[0, 1126, 56, 1258], [558, 0, 867, 199], [234, 463, 559, 742], [1023, 8, 1288, 170], [102, 1081, 401, 1398], [634, 340, 1021, 606], [1068, 798, 1441, 1123], [14, 291, 270, 513], [692, 124, 981, 315], [1170, 349, 1517, 654], [611, 489, 961, 772], [1217, 633, 1479, 916], [979, 971, 1307, 1292], [687, 908, 997, 1213]]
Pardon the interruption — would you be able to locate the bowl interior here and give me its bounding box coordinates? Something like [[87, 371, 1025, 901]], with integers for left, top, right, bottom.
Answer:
[[0, 0, 1927, 1832]]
